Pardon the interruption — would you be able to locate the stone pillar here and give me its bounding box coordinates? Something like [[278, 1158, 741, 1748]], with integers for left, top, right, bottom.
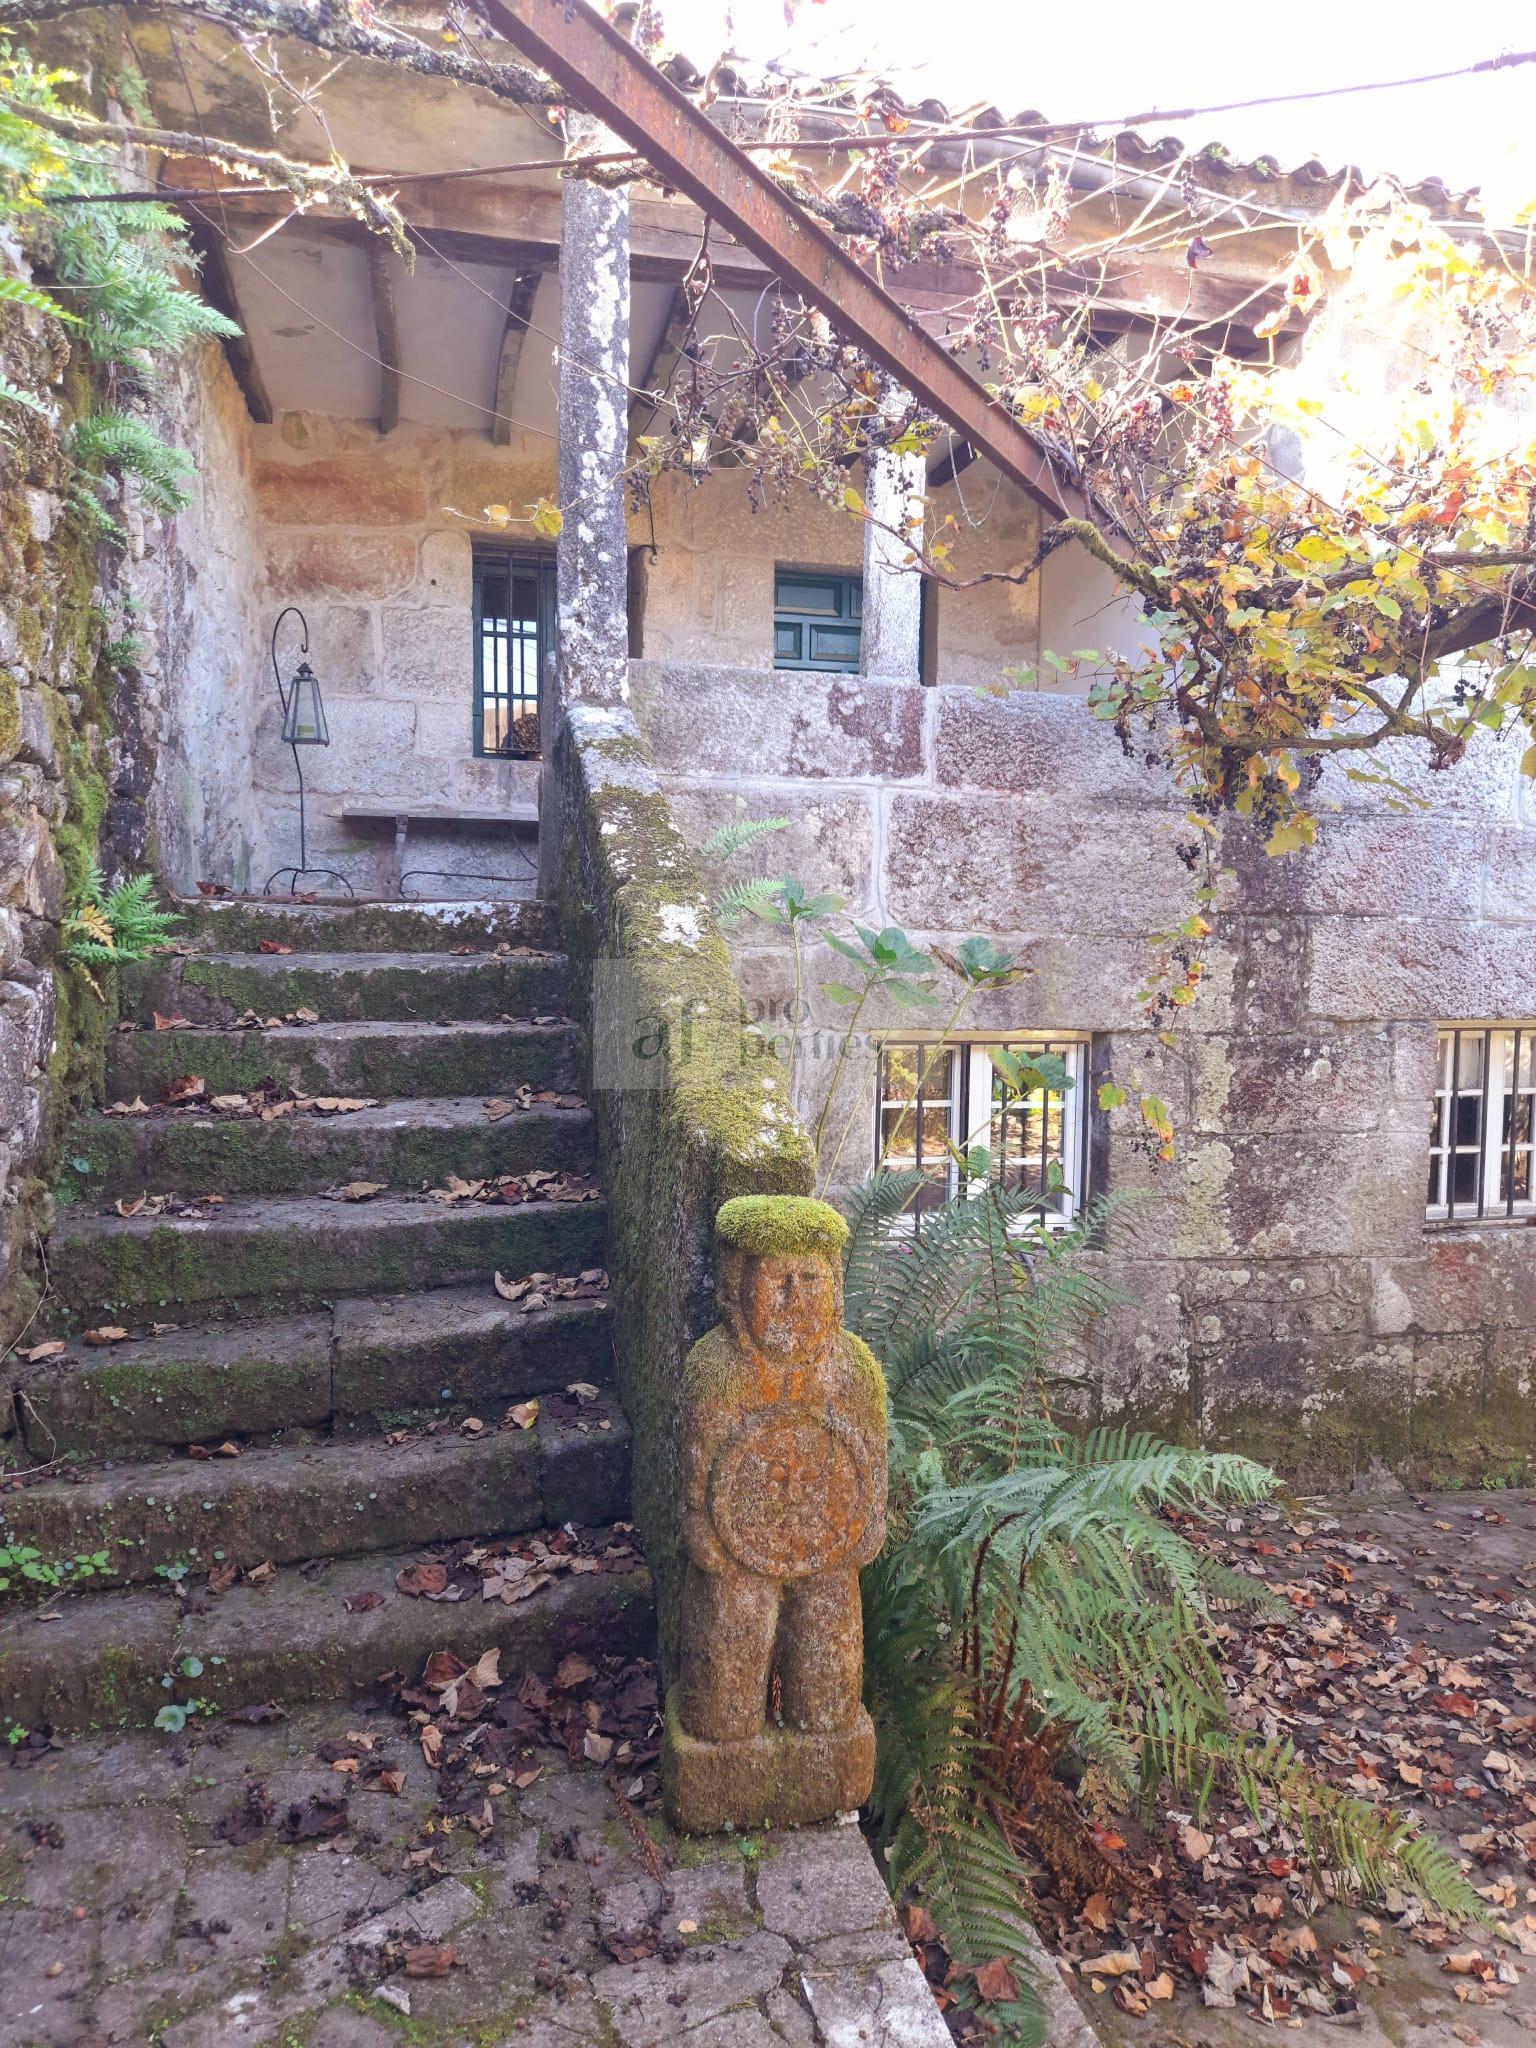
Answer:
[[661, 1195, 888, 1832], [860, 390, 925, 682], [542, 112, 631, 891]]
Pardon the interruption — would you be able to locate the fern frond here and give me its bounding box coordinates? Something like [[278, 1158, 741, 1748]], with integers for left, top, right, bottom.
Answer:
[[75, 411, 194, 513], [713, 878, 786, 926], [698, 815, 789, 864], [0, 273, 76, 321]]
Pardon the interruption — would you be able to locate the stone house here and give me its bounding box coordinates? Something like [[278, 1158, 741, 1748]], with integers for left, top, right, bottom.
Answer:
[[2, 13, 1533, 1493]]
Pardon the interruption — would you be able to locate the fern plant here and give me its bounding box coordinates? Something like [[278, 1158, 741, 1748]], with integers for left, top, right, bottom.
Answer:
[[75, 410, 195, 514], [62, 865, 179, 964], [848, 1173, 1482, 2039]]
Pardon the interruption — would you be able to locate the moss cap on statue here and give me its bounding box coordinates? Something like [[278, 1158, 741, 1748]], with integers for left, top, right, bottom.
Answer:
[[714, 1195, 849, 1258]]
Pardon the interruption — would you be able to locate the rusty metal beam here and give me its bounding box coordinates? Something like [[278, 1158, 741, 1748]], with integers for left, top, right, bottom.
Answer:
[[474, 0, 1086, 519]]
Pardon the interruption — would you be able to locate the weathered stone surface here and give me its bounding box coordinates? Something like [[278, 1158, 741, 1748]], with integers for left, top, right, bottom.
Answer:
[[418, 527, 473, 608], [118, 946, 567, 1026], [800, 1959, 955, 2048], [663, 1199, 886, 1829], [106, 1018, 577, 1104], [883, 793, 1194, 933], [49, 1188, 606, 1314], [631, 661, 927, 781], [380, 604, 472, 699], [664, 782, 878, 913], [592, 1930, 793, 2048], [265, 530, 419, 601], [933, 687, 1174, 803], [255, 456, 430, 526], [2, 1414, 603, 1582], [754, 1826, 898, 1942]]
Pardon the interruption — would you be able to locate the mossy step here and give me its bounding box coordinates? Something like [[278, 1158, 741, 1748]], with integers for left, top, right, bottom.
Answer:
[[17, 1293, 613, 1457], [0, 1396, 630, 1590], [72, 1098, 595, 1198], [18, 1313, 333, 1458], [119, 950, 570, 1026], [169, 894, 556, 954], [50, 1192, 608, 1315], [0, 1539, 652, 1733], [106, 1018, 579, 1104], [332, 1287, 612, 1428]]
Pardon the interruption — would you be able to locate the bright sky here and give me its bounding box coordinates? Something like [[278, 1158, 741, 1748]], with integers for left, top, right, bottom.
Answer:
[[658, 0, 1536, 219]]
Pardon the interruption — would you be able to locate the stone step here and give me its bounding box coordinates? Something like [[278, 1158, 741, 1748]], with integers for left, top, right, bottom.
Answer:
[[73, 1098, 595, 1198], [119, 950, 570, 1027], [168, 894, 557, 954], [0, 1397, 630, 1590], [106, 1017, 579, 1104], [16, 1293, 613, 1456], [49, 1192, 608, 1316], [0, 1539, 652, 1733], [331, 1288, 613, 1431]]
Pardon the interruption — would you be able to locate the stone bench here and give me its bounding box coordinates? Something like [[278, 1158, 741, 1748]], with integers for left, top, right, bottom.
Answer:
[[340, 802, 538, 897]]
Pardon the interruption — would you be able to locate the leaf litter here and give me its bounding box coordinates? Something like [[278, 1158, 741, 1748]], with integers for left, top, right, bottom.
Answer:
[[916, 1493, 1535, 2037]]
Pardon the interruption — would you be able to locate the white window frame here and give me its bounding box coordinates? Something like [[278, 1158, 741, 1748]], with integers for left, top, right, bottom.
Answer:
[[1428, 1024, 1536, 1224], [876, 1036, 1091, 1228]]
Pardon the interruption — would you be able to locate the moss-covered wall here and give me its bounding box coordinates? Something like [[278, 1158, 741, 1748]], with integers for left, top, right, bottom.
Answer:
[[550, 699, 815, 1678], [0, 25, 265, 1370]]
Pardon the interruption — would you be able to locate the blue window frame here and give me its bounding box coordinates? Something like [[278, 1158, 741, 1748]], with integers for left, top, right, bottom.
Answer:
[[773, 570, 863, 673]]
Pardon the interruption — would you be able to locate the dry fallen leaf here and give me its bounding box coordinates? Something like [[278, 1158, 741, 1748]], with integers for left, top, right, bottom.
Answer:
[[152, 1011, 191, 1032], [973, 1957, 1020, 2004], [506, 1400, 539, 1430], [1181, 1825, 1214, 1863], [83, 1326, 129, 1345], [403, 1944, 457, 1979], [334, 1181, 387, 1202], [24, 1340, 67, 1363], [395, 1563, 449, 1598]]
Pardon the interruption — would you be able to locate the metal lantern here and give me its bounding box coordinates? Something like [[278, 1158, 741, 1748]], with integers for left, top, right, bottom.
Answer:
[[263, 606, 353, 898], [280, 660, 329, 747]]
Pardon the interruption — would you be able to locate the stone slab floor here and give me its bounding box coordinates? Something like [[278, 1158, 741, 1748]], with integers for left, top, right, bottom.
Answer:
[[0, 1703, 951, 2048]]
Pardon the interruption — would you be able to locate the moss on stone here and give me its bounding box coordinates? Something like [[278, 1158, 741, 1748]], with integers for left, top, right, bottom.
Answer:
[[0, 666, 19, 760], [715, 1196, 848, 1258]]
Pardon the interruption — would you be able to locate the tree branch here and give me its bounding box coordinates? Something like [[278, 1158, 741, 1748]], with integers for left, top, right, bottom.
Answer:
[[0, 0, 560, 108], [0, 88, 411, 250]]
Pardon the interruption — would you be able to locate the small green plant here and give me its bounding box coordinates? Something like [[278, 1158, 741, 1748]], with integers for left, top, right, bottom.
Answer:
[[62, 863, 179, 964], [0, 1542, 110, 1592]]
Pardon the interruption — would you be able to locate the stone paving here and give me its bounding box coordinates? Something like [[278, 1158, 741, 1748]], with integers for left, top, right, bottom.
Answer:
[[0, 1701, 953, 2048]]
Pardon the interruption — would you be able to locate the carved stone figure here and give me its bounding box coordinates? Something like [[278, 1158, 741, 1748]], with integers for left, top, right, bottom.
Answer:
[[661, 1195, 888, 1831]]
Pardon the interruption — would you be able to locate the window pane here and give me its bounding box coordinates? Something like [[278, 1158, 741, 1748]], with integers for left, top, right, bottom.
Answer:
[[775, 576, 841, 615], [1451, 1150, 1480, 1206]]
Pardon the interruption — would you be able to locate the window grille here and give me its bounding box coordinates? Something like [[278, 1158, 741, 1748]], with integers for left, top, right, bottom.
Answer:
[[877, 1038, 1090, 1226], [472, 550, 554, 756], [1428, 1025, 1536, 1222]]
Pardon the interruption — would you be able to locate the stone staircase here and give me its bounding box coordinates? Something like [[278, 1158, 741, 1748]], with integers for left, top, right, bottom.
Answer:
[[0, 896, 651, 1734]]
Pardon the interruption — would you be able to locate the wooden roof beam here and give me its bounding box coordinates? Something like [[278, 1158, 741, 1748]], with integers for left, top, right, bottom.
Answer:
[[366, 239, 403, 434], [491, 266, 543, 444]]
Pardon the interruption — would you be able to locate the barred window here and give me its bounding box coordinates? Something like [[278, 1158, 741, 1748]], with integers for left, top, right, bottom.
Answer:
[[472, 549, 554, 756], [877, 1038, 1089, 1225], [1428, 1026, 1536, 1222]]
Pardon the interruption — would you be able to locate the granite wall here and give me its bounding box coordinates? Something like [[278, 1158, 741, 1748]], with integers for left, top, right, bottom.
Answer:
[[628, 658, 1536, 1487]]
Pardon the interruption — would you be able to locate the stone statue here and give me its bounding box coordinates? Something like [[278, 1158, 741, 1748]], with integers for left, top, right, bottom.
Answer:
[[661, 1195, 888, 1831]]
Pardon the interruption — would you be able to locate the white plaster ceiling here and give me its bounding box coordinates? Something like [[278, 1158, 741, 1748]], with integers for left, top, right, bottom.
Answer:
[[225, 229, 764, 439]]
